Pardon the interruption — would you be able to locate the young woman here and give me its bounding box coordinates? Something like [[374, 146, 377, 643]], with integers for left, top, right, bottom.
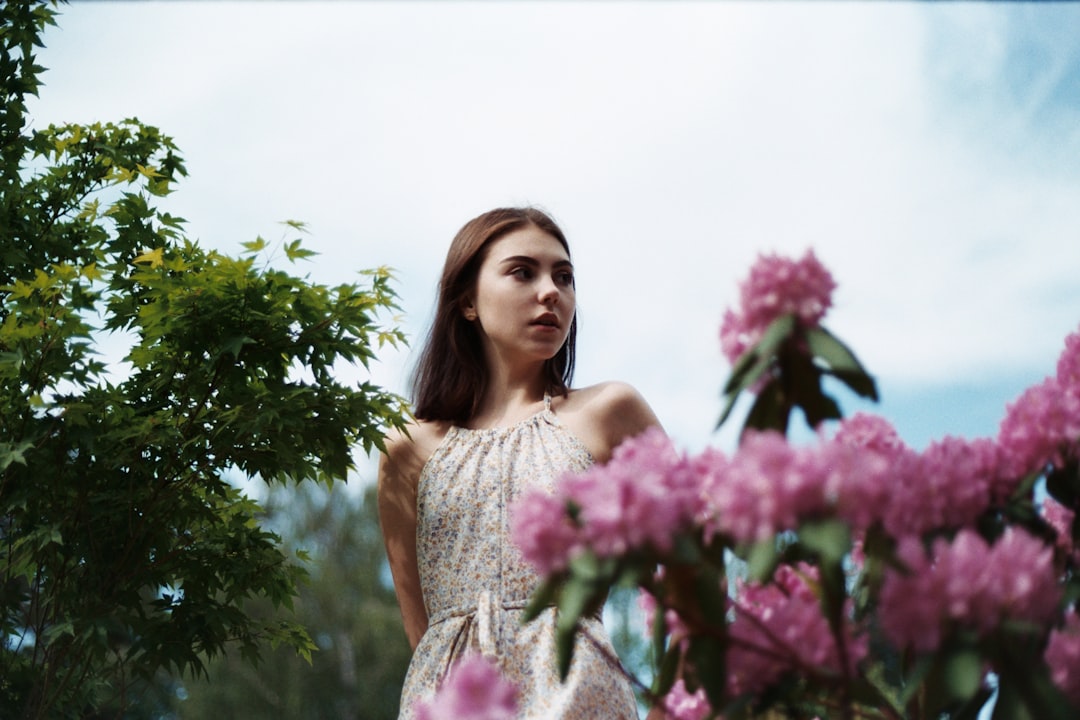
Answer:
[[378, 207, 662, 719]]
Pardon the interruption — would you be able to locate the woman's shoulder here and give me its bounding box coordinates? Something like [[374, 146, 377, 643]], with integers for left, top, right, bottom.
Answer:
[[556, 381, 661, 463], [564, 380, 652, 417], [380, 419, 453, 484]]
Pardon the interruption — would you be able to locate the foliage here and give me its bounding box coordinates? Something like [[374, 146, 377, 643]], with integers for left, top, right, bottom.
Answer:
[[171, 482, 413, 720], [1, 1, 410, 717], [513, 251, 1080, 719]]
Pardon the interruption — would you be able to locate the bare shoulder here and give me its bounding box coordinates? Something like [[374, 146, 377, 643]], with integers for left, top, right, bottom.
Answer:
[[556, 381, 662, 464], [379, 419, 451, 493], [563, 380, 651, 419]]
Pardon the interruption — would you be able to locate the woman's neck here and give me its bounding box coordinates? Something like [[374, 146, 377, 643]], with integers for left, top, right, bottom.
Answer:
[[469, 372, 548, 429]]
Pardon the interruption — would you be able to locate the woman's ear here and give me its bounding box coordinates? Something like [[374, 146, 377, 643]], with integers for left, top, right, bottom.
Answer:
[[460, 297, 477, 322]]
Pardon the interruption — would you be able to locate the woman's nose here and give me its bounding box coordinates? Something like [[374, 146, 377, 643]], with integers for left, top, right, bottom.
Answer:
[[538, 279, 559, 305]]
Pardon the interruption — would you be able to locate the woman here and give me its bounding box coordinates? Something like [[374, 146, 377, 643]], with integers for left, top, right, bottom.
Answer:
[[378, 207, 662, 719]]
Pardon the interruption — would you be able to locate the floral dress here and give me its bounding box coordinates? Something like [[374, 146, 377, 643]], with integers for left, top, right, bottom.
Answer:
[[397, 396, 638, 719]]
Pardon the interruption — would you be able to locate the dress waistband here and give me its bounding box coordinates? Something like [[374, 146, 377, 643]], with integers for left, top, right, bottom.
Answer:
[[428, 591, 533, 627], [428, 590, 532, 660]]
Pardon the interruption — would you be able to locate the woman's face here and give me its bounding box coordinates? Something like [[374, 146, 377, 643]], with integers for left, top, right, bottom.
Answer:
[[464, 224, 575, 369]]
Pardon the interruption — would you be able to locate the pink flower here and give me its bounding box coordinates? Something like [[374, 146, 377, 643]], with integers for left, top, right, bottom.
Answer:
[[727, 563, 866, 697], [1057, 327, 1080, 398], [413, 655, 517, 720], [1046, 610, 1080, 707], [879, 528, 1060, 654], [998, 377, 1076, 478], [662, 679, 711, 720], [639, 585, 690, 648], [1043, 497, 1077, 562], [510, 489, 581, 575], [832, 413, 907, 457], [876, 538, 945, 654], [720, 249, 836, 364], [700, 429, 891, 543], [568, 428, 702, 557], [884, 436, 1001, 539], [511, 428, 704, 573]]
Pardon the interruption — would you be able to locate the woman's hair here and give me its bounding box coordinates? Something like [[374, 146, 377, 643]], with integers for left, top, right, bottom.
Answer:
[[411, 207, 577, 424]]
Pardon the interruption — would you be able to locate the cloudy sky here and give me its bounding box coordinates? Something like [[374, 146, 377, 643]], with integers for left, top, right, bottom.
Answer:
[[30, 1, 1080, 463]]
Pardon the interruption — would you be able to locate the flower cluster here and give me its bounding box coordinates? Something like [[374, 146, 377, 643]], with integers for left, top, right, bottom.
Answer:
[[661, 679, 711, 720], [1044, 497, 1077, 563], [1046, 611, 1080, 706], [997, 328, 1080, 478], [504, 248, 1080, 719], [413, 656, 516, 720], [511, 427, 701, 573], [719, 249, 836, 363], [727, 563, 867, 696], [878, 528, 1061, 653], [513, 406, 1070, 586], [700, 428, 892, 543]]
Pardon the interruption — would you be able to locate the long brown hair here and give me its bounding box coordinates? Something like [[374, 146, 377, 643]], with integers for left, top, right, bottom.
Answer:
[[411, 207, 577, 424]]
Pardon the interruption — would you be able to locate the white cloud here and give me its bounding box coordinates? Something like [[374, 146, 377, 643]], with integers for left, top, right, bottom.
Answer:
[[31, 1, 1080, 453]]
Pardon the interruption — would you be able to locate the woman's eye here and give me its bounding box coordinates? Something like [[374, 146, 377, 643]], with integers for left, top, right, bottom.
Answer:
[[557, 272, 575, 286], [511, 267, 532, 280]]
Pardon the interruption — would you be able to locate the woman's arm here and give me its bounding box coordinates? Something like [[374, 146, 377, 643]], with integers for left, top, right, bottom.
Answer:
[[377, 427, 430, 650]]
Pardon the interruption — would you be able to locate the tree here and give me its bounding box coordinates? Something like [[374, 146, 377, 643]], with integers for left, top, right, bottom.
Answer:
[[0, 1, 410, 716], [171, 481, 413, 720]]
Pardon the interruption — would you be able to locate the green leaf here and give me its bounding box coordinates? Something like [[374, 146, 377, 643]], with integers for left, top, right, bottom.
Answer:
[[746, 537, 778, 583], [651, 644, 681, 698], [220, 335, 254, 360], [554, 575, 593, 679], [522, 575, 559, 624], [284, 238, 317, 262], [829, 367, 880, 401], [799, 518, 850, 566], [687, 634, 728, 710], [756, 313, 798, 359], [787, 352, 842, 428], [0, 440, 33, 470], [0, 349, 25, 371], [943, 647, 983, 706], [805, 326, 879, 401], [718, 314, 797, 429], [241, 236, 267, 253], [741, 378, 788, 435], [805, 325, 863, 374]]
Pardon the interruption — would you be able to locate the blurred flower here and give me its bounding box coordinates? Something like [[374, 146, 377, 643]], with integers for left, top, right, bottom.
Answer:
[[1045, 610, 1080, 707], [832, 412, 907, 457], [998, 377, 1075, 478], [879, 528, 1060, 653], [512, 427, 703, 570], [720, 249, 836, 364], [509, 489, 579, 576], [639, 584, 690, 648], [1057, 326, 1080, 398], [884, 436, 1001, 538], [1043, 497, 1077, 563], [728, 563, 866, 696], [997, 329, 1080, 478], [700, 429, 891, 543], [413, 655, 516, 720], [662, 679, 712, 720]]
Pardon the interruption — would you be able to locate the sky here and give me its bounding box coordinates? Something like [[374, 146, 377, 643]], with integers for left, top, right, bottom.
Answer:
[[28, 1, 1080, 471]]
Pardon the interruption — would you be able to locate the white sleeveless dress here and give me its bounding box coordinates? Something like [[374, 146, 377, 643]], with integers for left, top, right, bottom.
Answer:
[[397, 396, 638, 719]]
